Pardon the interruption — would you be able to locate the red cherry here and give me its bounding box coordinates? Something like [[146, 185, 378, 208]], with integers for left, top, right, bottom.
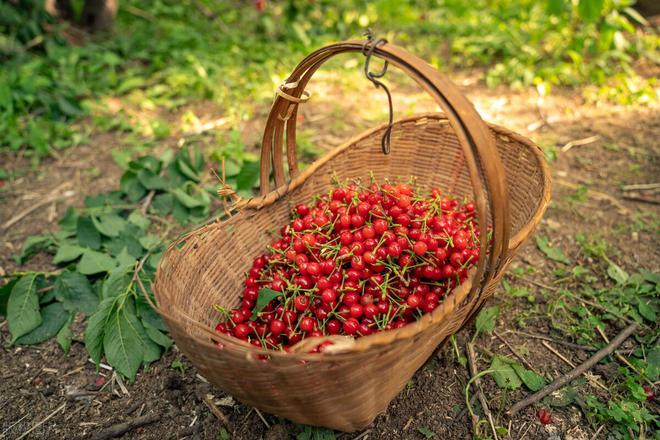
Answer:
[[269, 319, 286, 335], [343, 318, 359, 335], [294, 295, 310, 312], [413, 241, 428, 255], [299, 316, 315, 333], [537, 408, 552, 425]]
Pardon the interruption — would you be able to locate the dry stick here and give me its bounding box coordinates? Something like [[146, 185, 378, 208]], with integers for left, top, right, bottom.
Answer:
[[253, 408, 271, 429], [555, 179, 629, 214], [466, 342, 498, 440], [2, 185, 74, 231], [595, 326, 654, 388], [202, 395, 229, 426], [508, 323, 638, 415], [560, 135, 600, 153], [590, 425, 606, 440], [15, 403, 66, 440], [140, 190, 156, 215], [621, 182, 660, 191], [621, 195, 660, 205], [541, 341, 608, 392], [506, 330, 596, 352], [493, 330, 539, 373], [87, 413, 160, 440]]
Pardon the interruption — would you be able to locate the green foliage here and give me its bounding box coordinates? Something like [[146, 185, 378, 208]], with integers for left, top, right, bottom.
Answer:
[[2, 0, 657, 157], [2, 148, 220, 381], [417, 426, 437, 438], [295, 425, 336, 440], [472, 305, 500, 341], [536, 236, 572, 264]]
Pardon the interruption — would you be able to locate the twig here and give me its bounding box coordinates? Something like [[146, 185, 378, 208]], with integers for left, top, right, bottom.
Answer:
[[88, 413, 160, 440], [253, 408, 270, 429], [555, 179, 628, 214], [621, 183, 660, 191], [621, 195, 660, 205], [493, 330, 538, 373], [16, 403, 66, 440], [352, 429, 371, 440], [2, 185, 74, 231], [541, 341, 608, 392], [201, 394, 229, 426], [466, 342, 498, 440], [506, 330, 596, 352], [560, 135, 600, 153], [508, 323, 638, 415], [590, 425, 605, 440], [1, 413, 30, 437], [595, 326, 653, 387], [140, 191, 156, 215]]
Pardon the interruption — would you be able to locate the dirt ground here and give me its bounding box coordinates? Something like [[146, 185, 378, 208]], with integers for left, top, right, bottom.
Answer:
[[1, 72, 658, 439]]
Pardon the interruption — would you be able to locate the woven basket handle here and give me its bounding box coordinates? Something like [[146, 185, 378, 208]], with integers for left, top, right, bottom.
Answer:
[[258, 40, 510, 300]]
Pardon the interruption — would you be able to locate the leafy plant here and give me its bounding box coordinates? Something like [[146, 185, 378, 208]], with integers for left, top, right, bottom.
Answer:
[[2, 147, 218, 381]]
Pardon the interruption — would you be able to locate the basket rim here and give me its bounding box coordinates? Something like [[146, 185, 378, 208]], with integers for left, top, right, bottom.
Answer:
[[153, 112, 551, 360]]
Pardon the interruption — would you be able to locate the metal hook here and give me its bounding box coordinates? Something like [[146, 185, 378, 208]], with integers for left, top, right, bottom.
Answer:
[[362, 29, 393, 155]]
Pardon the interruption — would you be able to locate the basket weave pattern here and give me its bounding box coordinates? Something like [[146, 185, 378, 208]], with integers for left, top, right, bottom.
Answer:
[[153, 42, 551, 431]]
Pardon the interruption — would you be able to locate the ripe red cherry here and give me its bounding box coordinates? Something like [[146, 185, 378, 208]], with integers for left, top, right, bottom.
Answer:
[[269, 319, 286, 335], [343, 318, 359, 335], [350, 214, 365, 228], [413, 241, 428, 255], [373, 219, 388, 234], [294, 295, 310, 312], [537, 408, 552, 425], [349, 304, 364, 318], [299, 316, 315, 333], [644, 386, 655, 401], [364, 304, 379, 319], [306, 262, 321, 276], [326, 319, 341, 335], [231, 310, 244, 324], [233, 323, 251, 339], [295, 204, 309, 216], [406, 294, 422, 308], [321, 288, 336, 303]]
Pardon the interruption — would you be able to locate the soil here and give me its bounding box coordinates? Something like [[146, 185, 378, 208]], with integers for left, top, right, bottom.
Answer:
[[1, 70, 658, 439]]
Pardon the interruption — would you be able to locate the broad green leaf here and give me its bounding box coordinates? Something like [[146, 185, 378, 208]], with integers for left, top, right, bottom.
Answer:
[[137, 296, 168, 331], [78, 249, 117, 275], [490, 356, 522, 390], [77, 216, 101, 250], [535, 236, 571, 264], [85, 296, 115, 365], [127, 211, 150, 230], [647, 347, 660, 381], [251, 288, 282, 320], [144, 321, 173, 348], [637, 299, 656, 322], [92, 214, 127, 238], [56, 315, 74, 353], [473, 305, 499, 340], [58, 207, 79, 233], [578, 0, 604, 22], [102, 264, 134, 300], [105, 225, 143, 258], [0, 279, 18, 317], [171, 184, 209, 208], [54, 271, 99, 315], [115, 248, 136, 268], [16, 303, 69, 345], [111, 149, 132, 170], [139, 235, 161, 250], [16, 235, 53, 264], [607, 262, 629, 285], [236, 160, 260, 193], [103, 305, 146, 380], [639, 270, 660, 285], [546, 0, 565, 15], [511, 362, 546, 391], [151, 193, 173, 215], [137, 169, 168, 190], [53, 243, 86, 264], [7, 274, 42, 341], [120, 172, 147, 203]]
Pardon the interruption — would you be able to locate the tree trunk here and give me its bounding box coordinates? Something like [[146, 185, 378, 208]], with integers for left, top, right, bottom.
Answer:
[[81, 0, 118, 33], [44, 0, 75, 21]]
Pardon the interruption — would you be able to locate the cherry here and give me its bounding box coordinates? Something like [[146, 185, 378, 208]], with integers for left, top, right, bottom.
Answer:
[[644, 386, 655, 401], [269, 319, 286, 335], [300, 316, 315, 333], [537, 408, 552, 425], [294, 295, 310, 312], [413, 241, 428, 256], [343, 318, 359, 335]]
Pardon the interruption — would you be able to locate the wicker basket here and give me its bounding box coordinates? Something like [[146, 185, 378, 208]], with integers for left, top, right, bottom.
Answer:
[[152, 41, 551, 432]]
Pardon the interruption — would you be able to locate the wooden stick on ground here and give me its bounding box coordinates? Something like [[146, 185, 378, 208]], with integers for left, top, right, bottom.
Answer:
[[506, 330, 596, 352], [508, 323, 638, 415], [541, 341, 608, 392], [88, 413, 160, 440], [16, 403, 66, 440], [466, 342, 499, 440], [2, 184, 74, 231], [202, 394, 229, 426]]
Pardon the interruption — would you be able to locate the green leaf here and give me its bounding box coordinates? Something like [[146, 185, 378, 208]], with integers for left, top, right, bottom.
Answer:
[[127, 211, 150, 230], [639, 270, 660, 285], [58, 207, 79, 233], [646, 347, 660, 381], [637, 299, 656, 322], [490, 356, 522, 390], [151, 193, 173, 215], [578, 0, 604, 22], [120, 172, 147, 203], [171, 184, 209, 209], [17, 235, 53, 264], [607, 262, 629, 285], [546, 0, 565, 15], [77, 216, 101, 250], [143, 321, 172, 348], [535, 236, 571, 264], [511, 362, 546, 391], [53, 243, 86, 265], [103, 303, 149, 380], [0, 279, 18, 317], [473, 305, 499, 340], [56, 315, 74, 353], [77, 249, 117, 275], [139, 235, 161, 251], [54, 271, 99, 315], [16, 303, 69, 345], [236, 160, 260, 192], [137, 169, 168, 190], [102, 264, 134, 300], [105, 225, 144, 259], [85, 297, 115, 365], [137, 296, 167, 331], [251, 288, 281, 320], [7, 274, 42, 341], [92, 214, 127, 238], [417, 426, 437, 438], [115, 248, 136, 268]]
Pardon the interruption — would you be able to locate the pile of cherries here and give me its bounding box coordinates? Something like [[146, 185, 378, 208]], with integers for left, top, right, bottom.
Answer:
[[214, 180, 483, 352]]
